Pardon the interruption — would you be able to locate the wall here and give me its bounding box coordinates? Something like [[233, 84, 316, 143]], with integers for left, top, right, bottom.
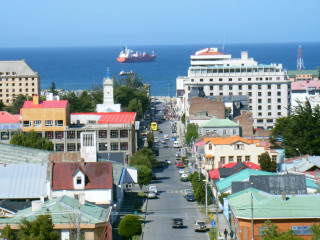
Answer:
[[51, 189, 112, 204]]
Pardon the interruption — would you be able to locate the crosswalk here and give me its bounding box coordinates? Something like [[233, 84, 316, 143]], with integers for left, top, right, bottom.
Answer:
[[165, 190, 185, 194]]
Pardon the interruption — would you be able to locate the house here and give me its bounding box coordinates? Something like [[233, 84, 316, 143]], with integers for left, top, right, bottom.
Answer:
[[228, 188, 320, 240], [51, 161, 113, 204], [209, 162, 261, 180], [0, 195, 112, 240], [0, 163, 49, 201], [204, 135, 277, 170], [201, 118, 240, 137], [0, 111, 21, 142], [0, 200, 31, 218]]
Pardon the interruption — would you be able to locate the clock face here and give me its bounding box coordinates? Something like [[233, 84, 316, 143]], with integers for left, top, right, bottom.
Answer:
[[106, 87, 111, 95]]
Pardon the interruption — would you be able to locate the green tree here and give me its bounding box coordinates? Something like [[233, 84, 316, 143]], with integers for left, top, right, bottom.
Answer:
[[270, 100, 320, 157], [49, 82, 58, 95], [311, 223, 320, 240], [0, 224, 15, 240], [60, 90, 96, 113], [0, 100, 5, 111], [10, 131, 53, 151], [146, 131, 154, 149], [130, 155, 152, 168], [118, 215, 142, 240], [18, 214, 59, 240], [259, 152, 277, 172], [185, 123, 198, 145], [136, 165, 152, 191], [260, 220, 302, 240], [188, 171, 213, 204], [181, 112, 185, 125], [90, 85, 103, 105], [6, 94, 29, 114], [218, 193, 230, 205]]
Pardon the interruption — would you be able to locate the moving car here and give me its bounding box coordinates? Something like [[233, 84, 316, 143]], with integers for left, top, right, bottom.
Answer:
[[148, 191, 157, 199], [164, 134, 169, 140], [194, 220, 207, 232], [176, 163, 184, 168], [154, 137, 159, 143], [165, 159, 172, 164], [149, 185, 158, 194], [186, 193, 195, 202], [183, 189, 193, 198], [180, 173, 189, 182], [161, 139, 166, 144], [172, 217, 184, 228]]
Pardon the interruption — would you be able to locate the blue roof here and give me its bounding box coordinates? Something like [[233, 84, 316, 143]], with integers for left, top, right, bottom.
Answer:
[[105, 68, 111, 79]]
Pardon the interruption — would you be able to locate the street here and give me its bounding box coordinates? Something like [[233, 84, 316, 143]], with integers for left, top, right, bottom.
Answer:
[[142, 120, 209, 240]]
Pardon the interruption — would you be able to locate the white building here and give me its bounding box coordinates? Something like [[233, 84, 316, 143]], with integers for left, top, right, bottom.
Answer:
[[176, 48, 291, 129]]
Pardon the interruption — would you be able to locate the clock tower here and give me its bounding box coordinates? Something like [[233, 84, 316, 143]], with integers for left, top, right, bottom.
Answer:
[[103, 68, 114, 105]]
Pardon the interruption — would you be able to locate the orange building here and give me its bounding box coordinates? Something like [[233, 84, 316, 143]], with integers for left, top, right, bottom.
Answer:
[[21, 95, 70, 132]]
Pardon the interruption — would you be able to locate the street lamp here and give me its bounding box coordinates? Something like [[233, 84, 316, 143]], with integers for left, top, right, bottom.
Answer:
[[296, 148, 301, 157], [203, 177, 208, 216]]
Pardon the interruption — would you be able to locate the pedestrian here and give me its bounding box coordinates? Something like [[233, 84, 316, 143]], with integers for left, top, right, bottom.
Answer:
[[224, 229, 228, 240], [230, 230, 234, 239]]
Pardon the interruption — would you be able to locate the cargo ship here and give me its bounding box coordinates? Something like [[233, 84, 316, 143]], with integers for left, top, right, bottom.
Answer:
[[117, 47, 156, 63]]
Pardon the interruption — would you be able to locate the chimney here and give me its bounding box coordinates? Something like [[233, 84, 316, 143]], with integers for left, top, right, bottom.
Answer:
[[281, 192, 287, 201], [33, 94, 39, 105], [291, 191, 296, 196], [251, 136, 253, 144], [80, 158, 85, 167], [32, 200, 43, 212]]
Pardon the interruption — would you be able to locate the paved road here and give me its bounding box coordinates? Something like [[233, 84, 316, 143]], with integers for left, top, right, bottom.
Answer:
[[143, 120, 209, 240]]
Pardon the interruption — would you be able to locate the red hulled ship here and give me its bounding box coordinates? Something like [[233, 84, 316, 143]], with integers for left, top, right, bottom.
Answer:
[[117, 47, 156, 63]]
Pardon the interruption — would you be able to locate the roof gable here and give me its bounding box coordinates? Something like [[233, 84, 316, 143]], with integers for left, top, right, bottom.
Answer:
[[0, 112, 20, 124], [22, 100, 68, 109]]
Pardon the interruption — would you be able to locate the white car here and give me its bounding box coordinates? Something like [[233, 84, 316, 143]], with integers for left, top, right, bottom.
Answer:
[[148, 191, 157, 199], [164, 134, 169, 140], [178, 169, 185, 175], [154, 137, 159, 143], [183, 189, 193, 198], [149, 185, 158, 194]]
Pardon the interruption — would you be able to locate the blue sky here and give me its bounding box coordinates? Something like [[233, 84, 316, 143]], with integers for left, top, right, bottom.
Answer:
[[1, 0, 319, 47]]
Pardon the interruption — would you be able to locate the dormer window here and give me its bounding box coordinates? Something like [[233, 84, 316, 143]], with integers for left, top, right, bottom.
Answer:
[[77, 177, 82, 185], [208, 143, 212, 150]]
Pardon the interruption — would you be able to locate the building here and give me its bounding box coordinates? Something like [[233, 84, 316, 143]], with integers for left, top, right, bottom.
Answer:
[[0, 60, 40, 105], [201, 118, 240, 137], [288, 69, 319, 82], [228, 188, 320, 240], [0, 195, 112, 240], [204, 135, 277, 170], [0, 111, 20, 141], [176, 48, 290, 129], [291, 80, 320, 108], [209, 162, 261, 180]]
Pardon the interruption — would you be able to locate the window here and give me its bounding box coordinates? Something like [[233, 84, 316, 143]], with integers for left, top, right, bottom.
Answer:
[[99, 130, 107, 138], [268, 85, 271, 89], [111, 142, 119, 150], [210, 86, 213, 90], [208, 143, 212, 150], [191, 79, 194, 82], [278, 112, 281, 116], [258, 105, 262, 110], [120, 130, 128, 138], [268, 99, 271, 103], [277, 92, 281, 96], [45, 131, 54, 139], [82, 133, 94, 146], [55, 131, 64, 139], [200, 79, 203, 82], [258, 99, 262, 103], [23, 121, 31, 127], [291, 226, 312, 235], [268, 92, 271, 96], [238, 78, 242, 81], [229, 86, 233, 90], [67, 131, 75, 139], [277, 98, 281, 103], [272, 155, 277, 161], [55, 120, 63, 126], [233, 129, 237, 135], [258, 92, 262, 96], [248, 78, 251, 81], [67, 143, 76, 151], [245, 156, 250, 162], [56, 144, 64, 152], [209, 78, 213, 82], [268, 105, 271, 110], [234, 144, 244, 150], [223, 130, 226, 135], [258, 85, 261, 90], [219, 86, 223, 90], [219, 78, 222, 82], [33, 120, 42, 127], [120, 142, 128, 150], [77, 131, 82, 139], [229, 78, 232, 82], [111, 130, 118, 138], [99, 142, 108, 151], [220, 157, 225, 164], [277, 105, 281, 110], [77, 143, 81, 151], [237, 156, 242, 162], [45, 120, 53, 127], [277, 84, 281, 89], [229, 156, 234, 163], [77, 177, 82, 185], [239, 85, 242, 90]]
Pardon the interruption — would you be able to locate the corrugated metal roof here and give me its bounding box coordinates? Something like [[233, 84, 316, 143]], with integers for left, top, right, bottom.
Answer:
[[0, 112, 20, 123], [22, 100, 68, 109], [71, 112, 136, 124], [288, 69, 319, 78], [0, 163, 48, 199], [202, 118, 239, 128]]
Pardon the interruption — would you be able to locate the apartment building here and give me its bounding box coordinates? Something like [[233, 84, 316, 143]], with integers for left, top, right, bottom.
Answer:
[[176, 48, 291, 129], [0, 60, 40, 105]]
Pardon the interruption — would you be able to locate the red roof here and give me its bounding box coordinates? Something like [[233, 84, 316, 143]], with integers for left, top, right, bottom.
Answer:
[[209, 162, 260, 180], [0, 111, 20, 123], [72, 112, 136, 124], [198, 51, 224, 56], [52, 162, 113, 190], [291, 80, 320, 91], [22, 100, 68, 109]]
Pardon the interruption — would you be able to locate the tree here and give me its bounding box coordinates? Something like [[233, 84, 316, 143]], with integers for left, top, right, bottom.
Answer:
[[129, 147, 157, 169], [218, 193, 230, 205], [259, 152, 277, 172], [6, 94, 29, 114], [118, 215, 142, 240], [10, 131, 53, 151], [185, 123, 198, 145], [270, 100, 320, 157], [0, 224, 14, 240], [60, 90, 96, 113], [136, 165, 152, 191], [146, 131, 154, 149], [18, 214, 59, 240], [311, 223, 320, 240], [188, 171, 213, 204], [0, 100, 5, 111], [181, 112, 185, 125], [260, 220, 302, 240], [49, 82, 58, 95]]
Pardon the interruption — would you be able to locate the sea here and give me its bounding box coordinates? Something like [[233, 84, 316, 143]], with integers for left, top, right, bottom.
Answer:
[[0, 42, 320, 96]]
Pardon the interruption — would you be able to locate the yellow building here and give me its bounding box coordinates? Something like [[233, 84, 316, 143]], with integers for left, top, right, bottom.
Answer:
[[21, 95, 70, 132], [204, 135, 277, 170], [0, 60, 40, 105]]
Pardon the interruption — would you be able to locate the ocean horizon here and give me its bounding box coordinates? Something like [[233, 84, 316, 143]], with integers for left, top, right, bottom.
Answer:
[[0, 42, 319, 96]]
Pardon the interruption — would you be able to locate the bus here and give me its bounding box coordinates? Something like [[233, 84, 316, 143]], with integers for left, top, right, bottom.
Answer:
[[151, 122, 158, 131]]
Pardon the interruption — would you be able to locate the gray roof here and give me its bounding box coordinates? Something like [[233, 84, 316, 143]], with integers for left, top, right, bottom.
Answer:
[[0, 60, 39, 77], [0, 163, 48, 199], [98, 152, 126, 165], [0, 143, 51, 164], [0, 199, 31, 213], [207, 95, 249, 110], [231, 174, 307, 195], [219, 162, 248, 178]]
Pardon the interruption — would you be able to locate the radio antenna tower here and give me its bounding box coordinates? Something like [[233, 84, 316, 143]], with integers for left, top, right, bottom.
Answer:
[[297, 45, 305, 70]]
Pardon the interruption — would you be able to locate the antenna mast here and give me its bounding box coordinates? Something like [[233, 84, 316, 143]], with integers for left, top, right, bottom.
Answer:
[[297, 45, 305, 70]]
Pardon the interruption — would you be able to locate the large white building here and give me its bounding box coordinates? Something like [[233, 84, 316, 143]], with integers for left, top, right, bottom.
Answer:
[[177, 48, 291, 129]]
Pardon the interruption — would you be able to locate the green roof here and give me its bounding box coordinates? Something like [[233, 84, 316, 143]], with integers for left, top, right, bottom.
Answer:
[[202, 118, 239, 128], [228, 188, 320, 219], [0, 196, 110, 225], [216, 169, 276, 191], [288, 70, 319, 78]]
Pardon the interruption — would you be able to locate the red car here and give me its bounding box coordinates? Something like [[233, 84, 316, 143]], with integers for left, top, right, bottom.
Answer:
[[176, 163, 184, 168]]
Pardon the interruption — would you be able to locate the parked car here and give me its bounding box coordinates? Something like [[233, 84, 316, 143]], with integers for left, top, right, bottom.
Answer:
[[163, 142, 168, 148], [149, 185, 158, 194], [164, 134, 169, 140], [165, 159, 172, 165], [176, 163, 184, 168], [186, 193, 195, 202], [161, 139, 166, 143], [152, 173, 156, 180], [178, 169, 185, 175], [194, 220, 207, 232], [180, 173, 189, 182], [172, 217, 184, 228], [183, 189, 193, 198], [148, 191, 157, 199], [154, 143, 159, 148], [158, 129, 163, 133], [154, 137, 159, 143]]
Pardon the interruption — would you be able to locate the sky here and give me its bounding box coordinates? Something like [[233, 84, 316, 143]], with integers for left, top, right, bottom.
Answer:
[[1, 0, 319, 47]]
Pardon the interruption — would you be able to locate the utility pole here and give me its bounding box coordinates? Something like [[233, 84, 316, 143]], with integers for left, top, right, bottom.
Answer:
[[216, 196, 219, 240], [251, 192, 254, 240], [205, 175, 208, 216]]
